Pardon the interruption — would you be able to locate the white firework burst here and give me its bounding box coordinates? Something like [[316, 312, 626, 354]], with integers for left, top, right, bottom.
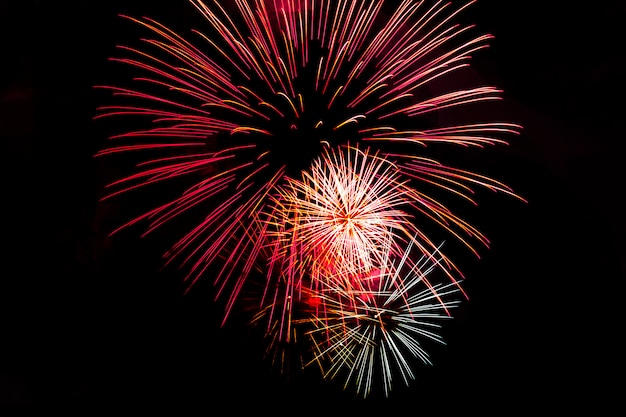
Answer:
[[305, 239, 461, 398]]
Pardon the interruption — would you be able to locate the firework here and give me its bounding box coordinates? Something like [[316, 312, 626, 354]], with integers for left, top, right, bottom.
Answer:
[[254, 144, 455, 342], [277, 145, 417, 279], [95, 0, 522, 336], [254, 237, 461, 398], [248, 234, 460, 398], [305, 240, 461, 398], [264, 144, 418, 294]]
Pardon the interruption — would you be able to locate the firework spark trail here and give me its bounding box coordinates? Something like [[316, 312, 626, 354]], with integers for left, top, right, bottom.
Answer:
[[256, 144, 421, 341], [95, 0, 523, 333], [303, 239, 460, 398], [247, 236, 459, 393], [251, 166, 461, 387], [276, 145, 415, 281]]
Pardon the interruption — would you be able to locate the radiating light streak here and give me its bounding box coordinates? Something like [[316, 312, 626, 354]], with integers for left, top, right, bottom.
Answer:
[[304, 239, 461, 398], [95, 2, 523, 367]]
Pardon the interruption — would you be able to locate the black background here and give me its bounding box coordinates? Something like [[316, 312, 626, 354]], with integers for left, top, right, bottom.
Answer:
[[1, 0, 624, 414]]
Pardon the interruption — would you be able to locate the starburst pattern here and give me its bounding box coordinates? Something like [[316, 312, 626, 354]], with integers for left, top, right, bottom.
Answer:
[[95, 0, 523, 396], [251, 237, 460, 398], [255, 144, 461, 342], [265, 145, 419, 293], [96, 0, 521, 316]]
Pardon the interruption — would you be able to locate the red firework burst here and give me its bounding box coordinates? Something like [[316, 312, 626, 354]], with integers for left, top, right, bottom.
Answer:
[[94, 0, 523, 335]]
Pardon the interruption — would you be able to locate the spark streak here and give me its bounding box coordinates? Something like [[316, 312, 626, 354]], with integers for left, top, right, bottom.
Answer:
[[95, 0, 523, 394]]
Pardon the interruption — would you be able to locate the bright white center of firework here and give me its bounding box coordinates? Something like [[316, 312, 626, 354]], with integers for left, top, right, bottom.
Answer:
[[281, 146, 416, 281], [337, 215, 357, 233]]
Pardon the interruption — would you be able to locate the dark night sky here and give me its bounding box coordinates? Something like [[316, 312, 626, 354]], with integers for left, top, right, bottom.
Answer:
[[1, 0, 624, 414]]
